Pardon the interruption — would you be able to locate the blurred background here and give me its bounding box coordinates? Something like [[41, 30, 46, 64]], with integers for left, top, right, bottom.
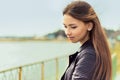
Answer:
[[0, 0, 119, 80]]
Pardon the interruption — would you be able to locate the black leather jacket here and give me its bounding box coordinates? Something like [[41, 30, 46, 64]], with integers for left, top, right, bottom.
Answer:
[[61, 40, 96, 80]]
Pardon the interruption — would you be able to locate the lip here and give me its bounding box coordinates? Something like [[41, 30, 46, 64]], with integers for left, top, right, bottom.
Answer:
[[68, 37, 74, 40]]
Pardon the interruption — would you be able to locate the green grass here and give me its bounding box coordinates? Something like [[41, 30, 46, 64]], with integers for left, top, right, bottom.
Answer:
[[111, 41, 120, 80]]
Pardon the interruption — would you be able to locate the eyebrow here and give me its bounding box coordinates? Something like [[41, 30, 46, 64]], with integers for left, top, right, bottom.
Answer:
[[63, 24, 76, 26]]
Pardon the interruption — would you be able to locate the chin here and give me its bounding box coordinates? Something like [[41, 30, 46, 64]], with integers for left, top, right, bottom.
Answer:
[[71, 40, 78, 43]]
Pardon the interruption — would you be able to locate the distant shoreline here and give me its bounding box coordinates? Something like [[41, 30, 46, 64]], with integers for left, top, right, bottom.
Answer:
[[0, 38, 68, 42]]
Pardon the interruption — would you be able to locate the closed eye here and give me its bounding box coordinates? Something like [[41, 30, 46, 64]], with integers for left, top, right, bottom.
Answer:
[[63, 24, 67, 28], [64, 25, 67, 28], [71, 26, 77, 29]]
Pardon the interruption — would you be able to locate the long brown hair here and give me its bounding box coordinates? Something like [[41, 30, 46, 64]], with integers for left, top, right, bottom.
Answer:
[[63, 1, 112, 80]]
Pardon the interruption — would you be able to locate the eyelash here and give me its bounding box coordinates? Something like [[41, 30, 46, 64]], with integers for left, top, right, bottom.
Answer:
[[63, 26, 77, 29], [64, 26, 67, 28], [71, 26, 77, 29]]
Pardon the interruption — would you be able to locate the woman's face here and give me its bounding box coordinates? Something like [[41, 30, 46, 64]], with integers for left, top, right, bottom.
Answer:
[[63, 14, 90, 44]]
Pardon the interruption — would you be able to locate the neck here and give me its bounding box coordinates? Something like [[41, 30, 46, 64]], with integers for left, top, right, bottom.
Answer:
[[80, 36, 90, 45]]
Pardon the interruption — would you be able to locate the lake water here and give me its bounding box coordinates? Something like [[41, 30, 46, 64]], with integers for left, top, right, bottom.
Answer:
[[0, 41, 79, 71]]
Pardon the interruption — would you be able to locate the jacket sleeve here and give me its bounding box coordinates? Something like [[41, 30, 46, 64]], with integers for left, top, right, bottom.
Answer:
[[72, 51, 96, 80]]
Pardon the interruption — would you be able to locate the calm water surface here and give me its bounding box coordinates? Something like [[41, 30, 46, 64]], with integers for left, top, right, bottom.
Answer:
[[0, 41, 79, 71]]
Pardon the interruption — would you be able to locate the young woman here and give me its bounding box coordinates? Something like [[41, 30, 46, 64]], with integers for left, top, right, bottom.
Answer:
[[61, 1, 112, 80]]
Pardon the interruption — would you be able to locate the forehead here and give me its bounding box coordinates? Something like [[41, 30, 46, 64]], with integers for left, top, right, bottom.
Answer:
[[63, 14, 84, 25], [63, 14, 77, 22]]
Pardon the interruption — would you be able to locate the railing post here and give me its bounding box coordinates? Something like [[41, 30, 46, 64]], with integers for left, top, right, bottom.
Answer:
[[18, 67, 22, 80], [56, 58, 59, 80], [112, 53, 117, 80], [41, 62, 44, 80]]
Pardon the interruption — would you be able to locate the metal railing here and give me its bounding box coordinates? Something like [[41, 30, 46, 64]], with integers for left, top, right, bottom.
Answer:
[[112, 53, 117, 80], [0, 55, 68, 80], [0, 54, 117, 80]]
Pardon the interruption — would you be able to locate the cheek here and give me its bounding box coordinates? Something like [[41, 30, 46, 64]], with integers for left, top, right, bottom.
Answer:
[[74, 30, 81, 36], [75, 27, 87, 35], [75, 28, 88, 38]]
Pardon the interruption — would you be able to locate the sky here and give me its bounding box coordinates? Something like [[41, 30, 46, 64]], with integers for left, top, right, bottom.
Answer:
[[0, 0, 120, 37]]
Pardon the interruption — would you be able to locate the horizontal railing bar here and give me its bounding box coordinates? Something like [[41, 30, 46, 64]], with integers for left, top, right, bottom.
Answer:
[[0, 54, 69, 73]]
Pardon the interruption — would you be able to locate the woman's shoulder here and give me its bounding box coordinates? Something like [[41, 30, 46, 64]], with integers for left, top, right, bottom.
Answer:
[[75, 45, 96, 65], [79, 45, 96, 57]]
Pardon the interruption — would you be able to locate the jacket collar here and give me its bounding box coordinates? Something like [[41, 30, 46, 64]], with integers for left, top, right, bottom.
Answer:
[[77, 39, 93, 53], [69, 40, 93, 64]]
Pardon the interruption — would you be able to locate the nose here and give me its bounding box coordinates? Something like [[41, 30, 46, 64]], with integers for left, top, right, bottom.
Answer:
[[65, 29, 72, 36]]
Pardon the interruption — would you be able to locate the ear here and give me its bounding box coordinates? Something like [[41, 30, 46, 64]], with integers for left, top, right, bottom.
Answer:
[[87, 22, 93, 31]]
